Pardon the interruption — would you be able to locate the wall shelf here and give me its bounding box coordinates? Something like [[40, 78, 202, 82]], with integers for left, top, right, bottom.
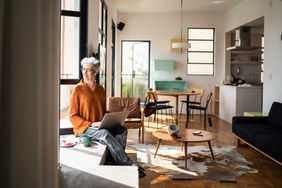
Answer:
[[230, 49, 262, 55], [226, 46, 262, 51]]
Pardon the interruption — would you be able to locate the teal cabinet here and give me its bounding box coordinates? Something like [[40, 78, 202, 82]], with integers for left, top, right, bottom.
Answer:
[[154, 60, 174, 71]]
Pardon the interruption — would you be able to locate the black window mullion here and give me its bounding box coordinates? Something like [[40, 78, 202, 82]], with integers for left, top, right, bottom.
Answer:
[[60, 79, 81, 85], [188, 39, 214, 41], [61, 10, 81, 17], [188, 51, 214, 53]]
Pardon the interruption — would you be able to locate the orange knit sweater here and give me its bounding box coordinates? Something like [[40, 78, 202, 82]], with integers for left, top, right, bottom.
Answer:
[[69, 80, 106, 135]]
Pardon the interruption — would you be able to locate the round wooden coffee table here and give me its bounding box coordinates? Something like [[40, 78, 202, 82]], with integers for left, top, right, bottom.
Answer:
[[152, 128, 216, 168]]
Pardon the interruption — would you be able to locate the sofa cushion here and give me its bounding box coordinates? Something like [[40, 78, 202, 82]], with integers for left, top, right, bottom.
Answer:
[[268, 102, 282, 128], [254, 134, 282, 163], [232, 123, 282, 144]]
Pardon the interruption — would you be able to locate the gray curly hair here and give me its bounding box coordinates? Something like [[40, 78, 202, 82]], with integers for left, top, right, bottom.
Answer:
[[81, 57, 100, 71]]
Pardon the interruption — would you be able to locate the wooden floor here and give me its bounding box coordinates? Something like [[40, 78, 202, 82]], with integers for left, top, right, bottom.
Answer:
[[126, 114, 282, 188]]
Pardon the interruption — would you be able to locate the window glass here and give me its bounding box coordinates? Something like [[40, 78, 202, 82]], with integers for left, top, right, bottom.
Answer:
[[188, 29, 214, 40], [188, 52, 213, 63], [121, 41, 150, 102], [60, 16, 80, 79], [61, 0, 80, 11], [187, 64, 214, 75], [60, 85, 75, 129], [189, 41, 213, 51]]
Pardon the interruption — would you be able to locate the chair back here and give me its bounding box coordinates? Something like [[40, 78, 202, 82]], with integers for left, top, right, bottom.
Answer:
[[191, 88, 205, 103], [205, 92, 213, 109], [108, 97, 141, 118], [196, 88, 205, 96], [147, 91, 158, 103]]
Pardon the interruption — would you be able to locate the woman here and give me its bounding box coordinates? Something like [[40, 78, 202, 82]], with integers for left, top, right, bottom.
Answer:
[[69, 57, 145, 178]]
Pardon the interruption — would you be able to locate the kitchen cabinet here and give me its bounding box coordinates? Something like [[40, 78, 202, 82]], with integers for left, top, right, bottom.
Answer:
[[219, 85, 262, 124]]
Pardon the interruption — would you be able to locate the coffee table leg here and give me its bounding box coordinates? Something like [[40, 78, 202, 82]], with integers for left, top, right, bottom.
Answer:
[[184, 142, 188, 168], [154, 139, 162, 158], [208, 141, 215, 160]]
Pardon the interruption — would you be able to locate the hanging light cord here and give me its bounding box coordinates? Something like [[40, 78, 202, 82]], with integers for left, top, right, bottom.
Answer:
[[180, 0, 184, 53]]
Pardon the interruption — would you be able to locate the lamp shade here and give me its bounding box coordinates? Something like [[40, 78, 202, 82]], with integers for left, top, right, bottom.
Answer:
[[171, 42, 190, 49]]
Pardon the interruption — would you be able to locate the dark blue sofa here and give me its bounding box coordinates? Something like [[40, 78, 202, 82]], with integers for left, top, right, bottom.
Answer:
[[232, 102, 282, 165]]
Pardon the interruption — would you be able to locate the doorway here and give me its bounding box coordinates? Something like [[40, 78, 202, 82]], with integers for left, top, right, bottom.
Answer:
[[121, 40, 150, 102]]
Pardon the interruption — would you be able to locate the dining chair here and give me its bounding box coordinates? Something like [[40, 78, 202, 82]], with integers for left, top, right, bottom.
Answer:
[[108, 97, 144, 143], [187, 92, 213, 130], [146, 91, 174, 128], [179, 88, 205, 119]]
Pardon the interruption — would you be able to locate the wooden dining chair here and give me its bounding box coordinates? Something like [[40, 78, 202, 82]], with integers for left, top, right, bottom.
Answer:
[[179, 88, 205, 119], [187, 92, 213, 130], [146, 91, 174, 128]]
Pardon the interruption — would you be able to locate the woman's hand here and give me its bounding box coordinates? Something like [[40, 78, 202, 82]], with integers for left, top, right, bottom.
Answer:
[[91, 122, 100, 129]]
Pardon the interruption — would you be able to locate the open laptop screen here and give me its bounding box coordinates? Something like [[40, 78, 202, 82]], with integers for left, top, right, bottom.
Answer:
[[92, 111, 130, 130]]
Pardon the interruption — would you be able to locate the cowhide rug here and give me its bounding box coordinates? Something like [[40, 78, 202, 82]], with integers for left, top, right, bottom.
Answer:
[[129, 144, 258, 182]]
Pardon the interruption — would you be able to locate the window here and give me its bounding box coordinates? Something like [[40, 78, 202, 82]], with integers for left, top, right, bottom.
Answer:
[[187, 28, 215, 75], [59, 0, 87, 134], [60, 0, 87, 84], [121, 41, 150, 102]]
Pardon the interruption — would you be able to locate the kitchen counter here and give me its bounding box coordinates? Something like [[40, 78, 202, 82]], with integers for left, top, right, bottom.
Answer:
[[219, 85, 262, 123], [222, 84, 262, 88]]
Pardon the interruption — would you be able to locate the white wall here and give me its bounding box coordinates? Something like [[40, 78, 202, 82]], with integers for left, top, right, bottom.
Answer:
[[105, 0, 118, 97], [88, 0, 100, 55], [116, 12, 225, 111], [224, 0, 282, 111], [1, 0, 60, 187], [263, 0, 282, 111], [224, 0, 265, 32]]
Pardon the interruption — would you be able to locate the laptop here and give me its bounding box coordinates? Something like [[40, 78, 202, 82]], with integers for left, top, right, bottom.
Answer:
[[91, 111, 130, 130]]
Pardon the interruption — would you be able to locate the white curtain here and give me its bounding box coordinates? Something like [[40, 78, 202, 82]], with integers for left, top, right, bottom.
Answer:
[[1, 0, 60, 187]]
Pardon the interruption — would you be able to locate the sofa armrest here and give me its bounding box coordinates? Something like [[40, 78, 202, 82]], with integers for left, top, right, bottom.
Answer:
[[232, 116, 268, 125]]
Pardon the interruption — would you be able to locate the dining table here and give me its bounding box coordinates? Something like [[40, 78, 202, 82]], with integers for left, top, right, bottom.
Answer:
[[156, 90, 201, 128]]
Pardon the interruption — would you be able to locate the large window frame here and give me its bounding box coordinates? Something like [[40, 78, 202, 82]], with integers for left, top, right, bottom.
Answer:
[[121, 40, 151, 103], [187, 27, 215, 76], [59, 0, 87, 135], [60, 0, 87, 85]]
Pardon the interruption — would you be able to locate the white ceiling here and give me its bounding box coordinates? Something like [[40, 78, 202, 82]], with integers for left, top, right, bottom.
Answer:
[[113, 0, 243, 13]]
